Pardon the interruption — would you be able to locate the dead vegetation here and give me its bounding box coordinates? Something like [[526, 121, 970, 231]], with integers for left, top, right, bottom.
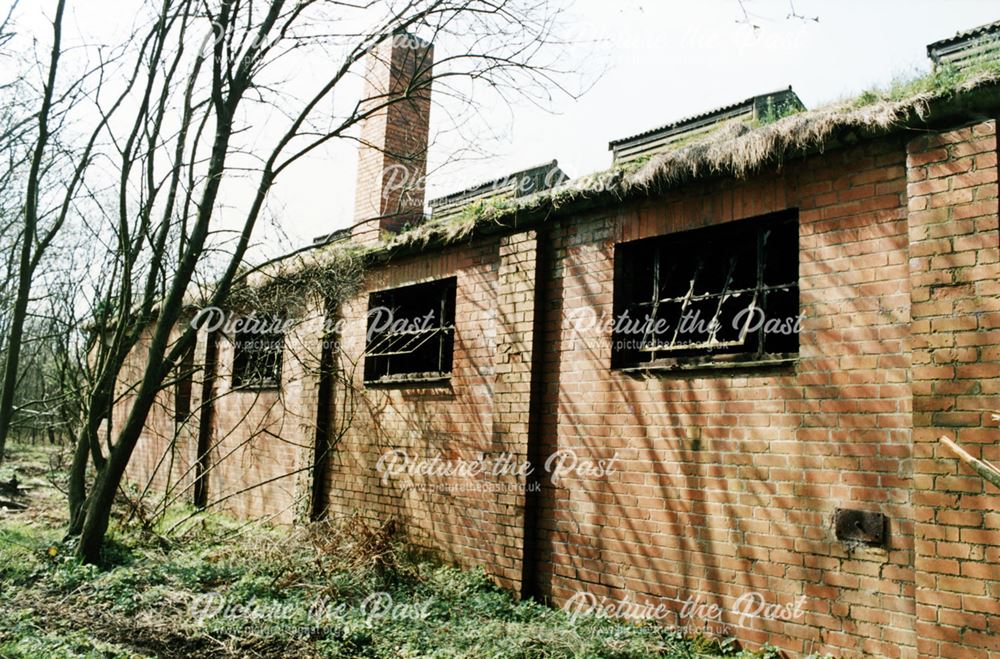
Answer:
[[1, 443, 779, 658], [218, 62, 1000, 324], [227, 247, 368, 318], [380, 61, 1000, 252]]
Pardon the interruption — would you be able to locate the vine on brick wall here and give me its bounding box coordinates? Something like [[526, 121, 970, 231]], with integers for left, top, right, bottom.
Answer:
[[227, 246, 367, 318]]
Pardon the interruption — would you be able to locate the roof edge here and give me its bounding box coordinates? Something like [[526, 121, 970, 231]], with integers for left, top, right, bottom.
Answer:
[[367, 77, 1000, 264]]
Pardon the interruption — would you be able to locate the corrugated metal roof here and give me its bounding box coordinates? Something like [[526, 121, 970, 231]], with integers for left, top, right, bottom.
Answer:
[[608, 87, 804, 165], [927, 19, 1000, 51], [927, 19, 1000, 68], [429, 160, 565, 205], [312, 227, 351, 246], [608, 92, 767, 147]]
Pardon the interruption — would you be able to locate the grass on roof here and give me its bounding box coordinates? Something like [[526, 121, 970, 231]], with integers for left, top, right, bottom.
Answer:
[[256, 55, 1000, 287], [852, 58, 1000, 107], [382, 57, 1000, 254]]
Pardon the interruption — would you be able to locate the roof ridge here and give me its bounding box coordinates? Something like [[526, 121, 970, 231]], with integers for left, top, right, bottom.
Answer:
[[927, 18, 1000, 51]]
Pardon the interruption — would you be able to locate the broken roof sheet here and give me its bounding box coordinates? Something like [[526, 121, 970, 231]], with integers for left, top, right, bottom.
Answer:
[[427, 160, 568, 219]]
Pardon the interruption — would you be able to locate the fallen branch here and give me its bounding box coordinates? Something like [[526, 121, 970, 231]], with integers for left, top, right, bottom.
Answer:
[[939, 435, 1000, 489], [0, 498, 28, 510]]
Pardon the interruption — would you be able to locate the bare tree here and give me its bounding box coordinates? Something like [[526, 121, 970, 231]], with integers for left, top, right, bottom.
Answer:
[[0, 0, 37, 461], [4, 0, 570, 562], [0, 0, 110, 463], [734, 0, 819, 31]]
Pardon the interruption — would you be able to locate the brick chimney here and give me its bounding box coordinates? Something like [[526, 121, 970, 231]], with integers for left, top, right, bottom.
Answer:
[[351, 33, 434, 245]]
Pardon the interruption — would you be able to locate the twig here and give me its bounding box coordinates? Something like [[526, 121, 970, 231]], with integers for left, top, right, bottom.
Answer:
[[939, 435, 1000, 489], [786, 0, 819, 23], [735, 0, 760, 31]]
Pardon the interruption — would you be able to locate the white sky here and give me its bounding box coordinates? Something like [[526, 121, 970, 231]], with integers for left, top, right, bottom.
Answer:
[[15, 0, 1000, 250], [272, 0, 999, 246]]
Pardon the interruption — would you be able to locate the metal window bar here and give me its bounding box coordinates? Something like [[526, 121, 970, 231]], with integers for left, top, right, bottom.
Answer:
[[638, 226, 790, 355], [705, 257, 739, 346], [365, 324, 453, 358], [236, 333, 283, 386], [437, 292, 447, 372], [365, 295, 455, 377], [366, 325, 430, 354]]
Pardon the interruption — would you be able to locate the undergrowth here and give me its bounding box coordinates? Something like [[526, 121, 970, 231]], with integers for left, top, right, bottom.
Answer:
[[0, 501, 781, 659]]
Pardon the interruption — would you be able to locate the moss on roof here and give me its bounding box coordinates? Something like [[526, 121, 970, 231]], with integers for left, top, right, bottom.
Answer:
[[376, 61, 1000, 255]]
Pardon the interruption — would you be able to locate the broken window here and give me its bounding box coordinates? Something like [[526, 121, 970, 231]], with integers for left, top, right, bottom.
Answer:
[[364, 277, 456, 384], [612, 211, 799, 370], [232, 323, 284, 389]]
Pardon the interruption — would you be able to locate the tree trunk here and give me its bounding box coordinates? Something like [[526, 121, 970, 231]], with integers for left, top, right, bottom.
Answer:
[[0, 251, 33, 463], [76, 356, 173, 561], [0, 0, 66, 465], [67, 385, 113, 536], [66, 428, 90, 536], [77, 461, 118, 563]]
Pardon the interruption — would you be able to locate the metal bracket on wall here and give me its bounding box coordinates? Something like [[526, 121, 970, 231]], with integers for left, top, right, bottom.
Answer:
[[834, 508, 887, 547]]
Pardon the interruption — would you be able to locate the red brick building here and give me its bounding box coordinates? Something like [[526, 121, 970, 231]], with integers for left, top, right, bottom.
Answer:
[[121, 23, 1000, 658]]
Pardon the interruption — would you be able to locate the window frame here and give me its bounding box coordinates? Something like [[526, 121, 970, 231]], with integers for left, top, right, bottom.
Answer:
[[611, 210, 799, 373], [363, 276, 457, 386], [231, 322, 285, 390]]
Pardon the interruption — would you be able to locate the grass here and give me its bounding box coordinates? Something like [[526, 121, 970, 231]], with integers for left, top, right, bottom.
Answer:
[[0, 442, 782, 658], [851, 59, 1000, 108]]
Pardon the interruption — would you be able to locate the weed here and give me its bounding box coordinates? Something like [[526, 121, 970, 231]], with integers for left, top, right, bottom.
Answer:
[[0, 510, 780, 658]]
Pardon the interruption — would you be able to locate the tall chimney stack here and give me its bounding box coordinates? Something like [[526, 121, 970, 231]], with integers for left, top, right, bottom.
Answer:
[[351, 32, 433, 244]]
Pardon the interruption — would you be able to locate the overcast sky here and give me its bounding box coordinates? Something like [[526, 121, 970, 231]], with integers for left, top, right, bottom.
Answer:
[[18, 1, 1000, 250]]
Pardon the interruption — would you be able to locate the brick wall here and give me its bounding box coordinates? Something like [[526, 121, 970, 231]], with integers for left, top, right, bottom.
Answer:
[[121, 308, 326, 523], [204, 311, 325, 523], [907, 120, 1000, 658], [121, 324, 201, 507], [319, 237, 540, 591], [123, 122, 1000, 657], [533, 136, 920, 657]]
